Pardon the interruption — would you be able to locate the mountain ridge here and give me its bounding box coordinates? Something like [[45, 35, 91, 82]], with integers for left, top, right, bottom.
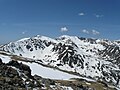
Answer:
[[0, 35, 120, 89]]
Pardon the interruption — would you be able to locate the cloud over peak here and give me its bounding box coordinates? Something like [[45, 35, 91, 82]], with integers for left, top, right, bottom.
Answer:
[[22, 30, 27, 35], [92, 30, 100, 35], [60, 27, 68, 32], [78, 12, 85, 16], [82, 29, 89, 34], [81, 29, 100, 35], [94, 14, 104, 18]]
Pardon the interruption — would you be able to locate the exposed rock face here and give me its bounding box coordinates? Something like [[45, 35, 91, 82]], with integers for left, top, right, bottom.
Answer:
[[52, 43, 84, 68], [0, 59, 43, 90], [101, 45, 120, 64], [6, 60, 32, 78]]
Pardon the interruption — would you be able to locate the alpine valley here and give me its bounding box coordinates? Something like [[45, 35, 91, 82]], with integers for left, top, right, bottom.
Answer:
[[0, 35, 120, 90]]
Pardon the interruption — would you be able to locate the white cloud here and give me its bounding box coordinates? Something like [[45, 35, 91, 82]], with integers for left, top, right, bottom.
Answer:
[[92, 30, 100, 35], [60, 27, 68, 32], [22, 30, 27, 35], [78, 12, 85, 16], [94, 14, 104, 18], [82, 29, 89, 34], [82, 29, 100, 35], [22, 32, 25, 34]]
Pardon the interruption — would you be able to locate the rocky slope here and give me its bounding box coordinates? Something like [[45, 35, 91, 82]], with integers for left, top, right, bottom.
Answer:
[[0, 59, 44, 90], [0, 35, 120, 89]]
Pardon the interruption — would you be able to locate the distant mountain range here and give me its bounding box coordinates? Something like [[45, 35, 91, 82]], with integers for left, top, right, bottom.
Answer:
[[0, 35, 120, 90]]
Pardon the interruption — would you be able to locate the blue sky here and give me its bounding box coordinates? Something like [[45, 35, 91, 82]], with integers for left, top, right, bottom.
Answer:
[[0, 0, 120, 44]]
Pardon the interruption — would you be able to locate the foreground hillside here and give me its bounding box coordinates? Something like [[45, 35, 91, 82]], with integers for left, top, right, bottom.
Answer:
[[0, 35, 120, 89], [0, 51, 115, 90]]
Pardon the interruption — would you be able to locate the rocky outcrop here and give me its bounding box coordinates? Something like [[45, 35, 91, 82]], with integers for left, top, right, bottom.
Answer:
[[6, 60, 32, 78], [0, 59, 44, 90]]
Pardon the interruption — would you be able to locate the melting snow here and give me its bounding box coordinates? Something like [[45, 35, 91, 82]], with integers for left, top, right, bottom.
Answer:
[[0, 54, 11, 63], [21, 61, 80, 80]]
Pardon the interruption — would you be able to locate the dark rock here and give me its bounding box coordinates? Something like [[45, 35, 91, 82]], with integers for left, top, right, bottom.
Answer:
[[0, 61, 45, 89], [0, 58, 2, 64], [26, 45, 31, 50], [7, 60, 32, 78]]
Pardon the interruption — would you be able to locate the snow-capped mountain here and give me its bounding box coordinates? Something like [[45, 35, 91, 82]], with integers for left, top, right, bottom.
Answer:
[[0, 35, 120, 89]]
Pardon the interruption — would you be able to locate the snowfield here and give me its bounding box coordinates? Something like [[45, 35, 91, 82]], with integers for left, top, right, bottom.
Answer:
[[0, 54, 11, 63], [21, 61, 80, 80], [20, 61, 95, 82]]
